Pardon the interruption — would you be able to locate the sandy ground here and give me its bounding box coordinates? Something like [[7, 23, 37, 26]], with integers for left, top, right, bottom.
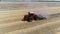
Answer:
[[0, 8, 60, 34]]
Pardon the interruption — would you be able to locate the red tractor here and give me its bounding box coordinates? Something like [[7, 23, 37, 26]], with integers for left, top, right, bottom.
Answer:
[[22, 12, 46, 22]]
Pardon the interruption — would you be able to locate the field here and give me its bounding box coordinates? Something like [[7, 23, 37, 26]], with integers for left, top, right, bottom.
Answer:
[[0, 2, 60, 34]]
